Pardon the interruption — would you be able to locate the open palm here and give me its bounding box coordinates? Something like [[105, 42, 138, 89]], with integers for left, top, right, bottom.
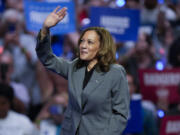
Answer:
[[43, 6, 67, 29]]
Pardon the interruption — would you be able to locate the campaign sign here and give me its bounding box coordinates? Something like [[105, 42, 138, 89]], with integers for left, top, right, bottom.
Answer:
[[90, 7, 140, 42], [123, 97, 143, 134], [24, 1, 76, 34], [160, 115, 180, 135], [0, 0, 4, 13], [139, 69, 180, 104]]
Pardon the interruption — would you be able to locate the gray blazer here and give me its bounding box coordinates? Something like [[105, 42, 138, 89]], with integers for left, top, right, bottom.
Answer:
[[36, 32, 130, 135]]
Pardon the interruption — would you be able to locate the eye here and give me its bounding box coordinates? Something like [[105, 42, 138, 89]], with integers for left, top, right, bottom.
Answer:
[[79, 39, 84, 43], [88, 40, 94, 44]]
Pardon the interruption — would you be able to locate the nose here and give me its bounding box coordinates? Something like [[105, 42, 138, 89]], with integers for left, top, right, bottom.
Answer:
[[80, 41, 87, 49]]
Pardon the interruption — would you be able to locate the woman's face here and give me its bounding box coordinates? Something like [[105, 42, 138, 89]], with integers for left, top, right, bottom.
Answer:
[[79, 30, 100, 61]]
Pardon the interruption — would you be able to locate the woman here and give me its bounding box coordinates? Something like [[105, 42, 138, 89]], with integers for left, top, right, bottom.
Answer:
[[36, 6, 130, 135]]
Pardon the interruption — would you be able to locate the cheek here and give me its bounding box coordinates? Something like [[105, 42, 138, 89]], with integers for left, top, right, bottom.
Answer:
[[79, 44, 82, 49], [90, 44, 100, 52], [89, 47, 99, 56]]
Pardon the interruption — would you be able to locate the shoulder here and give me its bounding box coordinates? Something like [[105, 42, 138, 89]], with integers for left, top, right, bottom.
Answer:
[[109, 64, 126, 77], [70, 57, 80, 69], [71, 57, 79, 64], [9, 111, 32, 124], [106, 64, 127, 85]]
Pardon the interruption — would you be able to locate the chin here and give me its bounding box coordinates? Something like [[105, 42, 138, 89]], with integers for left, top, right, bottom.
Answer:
[[80, 57, 88, 61], [80, 58, 94, 62], [80, 55, 94, 61], [80, 55, 87, 60]]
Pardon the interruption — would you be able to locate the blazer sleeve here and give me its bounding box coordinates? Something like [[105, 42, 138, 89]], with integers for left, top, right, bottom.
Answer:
[[108, 66, 130, 135], [36, 30, 71, 79]]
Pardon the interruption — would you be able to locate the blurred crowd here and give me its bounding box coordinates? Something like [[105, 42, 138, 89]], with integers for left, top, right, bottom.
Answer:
[[0, 0, 180, 135]]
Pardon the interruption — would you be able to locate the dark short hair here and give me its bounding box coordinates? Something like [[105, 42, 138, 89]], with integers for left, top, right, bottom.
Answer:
[[76, 27, 116, 72], [0, 83, 14, 103]]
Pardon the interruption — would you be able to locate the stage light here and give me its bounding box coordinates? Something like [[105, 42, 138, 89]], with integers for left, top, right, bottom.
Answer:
[[158, 0, 164, 4], [81, 18, 90, 26], [116, 0, 126, 7], [157, 109, 165, 118], [156, 61, 164, 71], [116, 52, 119, 59]]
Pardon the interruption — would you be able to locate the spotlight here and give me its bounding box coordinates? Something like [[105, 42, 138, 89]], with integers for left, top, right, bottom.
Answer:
[[116, 52, 119, 59], [157, 109, 165, 118], [156, 61, 164, 71], [158, 0, 164, 4], [116, 0, 126, 7]]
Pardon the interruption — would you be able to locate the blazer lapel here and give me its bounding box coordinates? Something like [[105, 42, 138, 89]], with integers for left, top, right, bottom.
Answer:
[[82, 70, 105, 109], [73, 67, 85, 109]]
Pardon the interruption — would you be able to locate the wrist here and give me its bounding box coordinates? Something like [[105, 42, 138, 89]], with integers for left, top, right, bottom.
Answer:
[[42, 25, 49, 33], [41, 27, 49, 40]]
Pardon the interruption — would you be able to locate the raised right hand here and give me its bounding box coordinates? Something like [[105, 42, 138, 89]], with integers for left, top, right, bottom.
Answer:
[[43, 6, 67, 29]]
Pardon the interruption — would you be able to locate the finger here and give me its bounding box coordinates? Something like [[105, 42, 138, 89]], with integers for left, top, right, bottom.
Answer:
[[57, 7, 67, 16], [53, 6, 61, 13], [59, 12, 67, 20], [60, 10, 67, 17]]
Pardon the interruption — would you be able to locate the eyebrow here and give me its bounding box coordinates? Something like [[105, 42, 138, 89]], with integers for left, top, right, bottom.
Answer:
[[81, 38, 97, 42]]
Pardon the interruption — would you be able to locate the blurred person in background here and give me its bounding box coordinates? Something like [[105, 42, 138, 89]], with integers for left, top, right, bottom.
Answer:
[[0, 83, 39, 135], [5, 0, 24, 12], [168, 36, 180, 67], [141, 0, 160, 25], [61, 35, 77, 60], [36, 61, 54, 103], [36, 61, 68, 103], [122, 32, 156, 84], [0, 9, 42, 116], [153, 10, 175, 67], [0, 51, 30, 114], [124, 0, 141, 9], [126, 73, 158, 135], [35, 92, 68, 135]]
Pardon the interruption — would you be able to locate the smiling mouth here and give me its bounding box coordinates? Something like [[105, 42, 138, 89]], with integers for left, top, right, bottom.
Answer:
[[80, 51, 88, 54]]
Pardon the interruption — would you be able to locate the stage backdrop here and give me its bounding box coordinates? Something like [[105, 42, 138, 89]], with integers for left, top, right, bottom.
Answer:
[[139, 68, 180, 104], [24, 0, 76, 35], [90, 7, 140, 42]]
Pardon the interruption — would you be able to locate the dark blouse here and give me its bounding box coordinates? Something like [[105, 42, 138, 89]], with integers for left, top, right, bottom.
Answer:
[[82, 66, 95, 89]]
